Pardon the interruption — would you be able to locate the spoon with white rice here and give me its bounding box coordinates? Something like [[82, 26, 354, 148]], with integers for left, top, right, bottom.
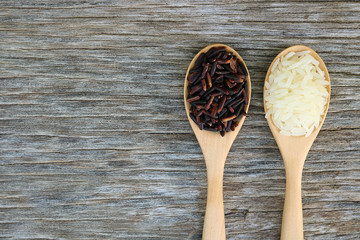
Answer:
[[263, 45, 331, 240]]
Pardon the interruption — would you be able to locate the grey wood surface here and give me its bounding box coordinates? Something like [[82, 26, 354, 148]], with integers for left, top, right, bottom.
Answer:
[[1, 0, 359, 239]]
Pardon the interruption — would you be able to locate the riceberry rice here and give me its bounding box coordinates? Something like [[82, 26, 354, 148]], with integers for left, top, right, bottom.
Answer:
[[186, 46, 249, 136]]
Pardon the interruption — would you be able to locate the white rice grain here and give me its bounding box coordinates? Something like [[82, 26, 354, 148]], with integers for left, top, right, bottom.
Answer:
[[264, 51, 328, 137]]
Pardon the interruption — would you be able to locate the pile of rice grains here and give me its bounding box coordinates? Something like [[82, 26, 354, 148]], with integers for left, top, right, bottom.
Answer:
[[264, 50, 329, 137], [186, 46, 249, 137]]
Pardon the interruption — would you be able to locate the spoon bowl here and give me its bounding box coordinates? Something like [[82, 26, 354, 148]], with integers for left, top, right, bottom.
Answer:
[[184, 44, 251, 240], [264, 45, 331, 240]]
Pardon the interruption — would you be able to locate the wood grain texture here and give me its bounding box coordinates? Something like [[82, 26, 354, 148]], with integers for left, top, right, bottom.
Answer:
[[0, 0, 359, 239]]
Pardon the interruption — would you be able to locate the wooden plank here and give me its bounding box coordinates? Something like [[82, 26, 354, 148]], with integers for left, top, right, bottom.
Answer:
[[0, 0, 359, 239]]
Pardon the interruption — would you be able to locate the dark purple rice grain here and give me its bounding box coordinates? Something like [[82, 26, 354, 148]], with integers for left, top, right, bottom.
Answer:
[[224, 73, 243, 80], [234, 88, 245, 99], [208, 47, 227, 58], [215, 52, 223, 59], [204, 96, 215, 110], [190, 114, 197, 124], [190, 100, 207, 106], [204, 126, 218, 132], [233, 78, 245, 84], [189, 67, 201, 74], [211, 92, 222, 97], [235, 103, 244, 117], [226, 80, 236, 88], [214, 75, 224, 82], [196, 110, 203, 117], [238, 60, 248, 76], [218, 122, 223, 131], [187, 71, 200, 83], [233, 120, 239, 127], [201, 63, 210, 79], [210, 62, 217, 76], [217, 59, 230, 64], [238, 109, 246, 119], [216, 64, 224, 70], [196, 115, 201, 123], [224, 97, 236, 107], [218, 108, 228, 119], [204, 115, 210, 123], [217, 96, 227, 113], [216, 71, 231, 75], [222, 114, 236, 122], [232, 84, 242, 94], [210, 105, 217, 118], [222, 64, 235, 73], [205, 48, 215, 58], [187, 96, 200, 103], [195, 53, 205, 68], [229, 58, 236, 72], [229, 98, 244, 108], [226, 120, 232, 132], [189, 84, 202, 95], [236, 60, 244, 75], [225, 52, 232, 58], [203, 87, 216, 97], [227, 88, 234, 96], [214, 86, 229, 95], [202, 110, 218, 119], [220, 53, 228, 59], [201, 79, 207, 91], [187, 46, 248, 136], [192, 76, 202, 85], [206, 72, 212, 88], [232, 100, 244, 109], [196, 104, 205, 110], [242, 89, 248, 105]]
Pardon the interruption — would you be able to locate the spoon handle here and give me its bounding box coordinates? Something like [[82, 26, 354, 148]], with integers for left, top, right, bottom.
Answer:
[[281, 168, 304, 240], [202, 167, 225, 240]]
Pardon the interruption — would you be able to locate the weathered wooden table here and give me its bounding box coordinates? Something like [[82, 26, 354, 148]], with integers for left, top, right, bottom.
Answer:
[[1, 1, 359, 239]]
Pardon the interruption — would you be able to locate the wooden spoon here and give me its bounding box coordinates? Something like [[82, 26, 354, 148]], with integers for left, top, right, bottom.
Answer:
[[263, 45, 331, 240], [184, 44, 251, 240]]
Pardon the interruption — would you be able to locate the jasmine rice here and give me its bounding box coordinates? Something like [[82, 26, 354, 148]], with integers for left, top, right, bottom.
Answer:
[[264, 51, 329, 137]]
